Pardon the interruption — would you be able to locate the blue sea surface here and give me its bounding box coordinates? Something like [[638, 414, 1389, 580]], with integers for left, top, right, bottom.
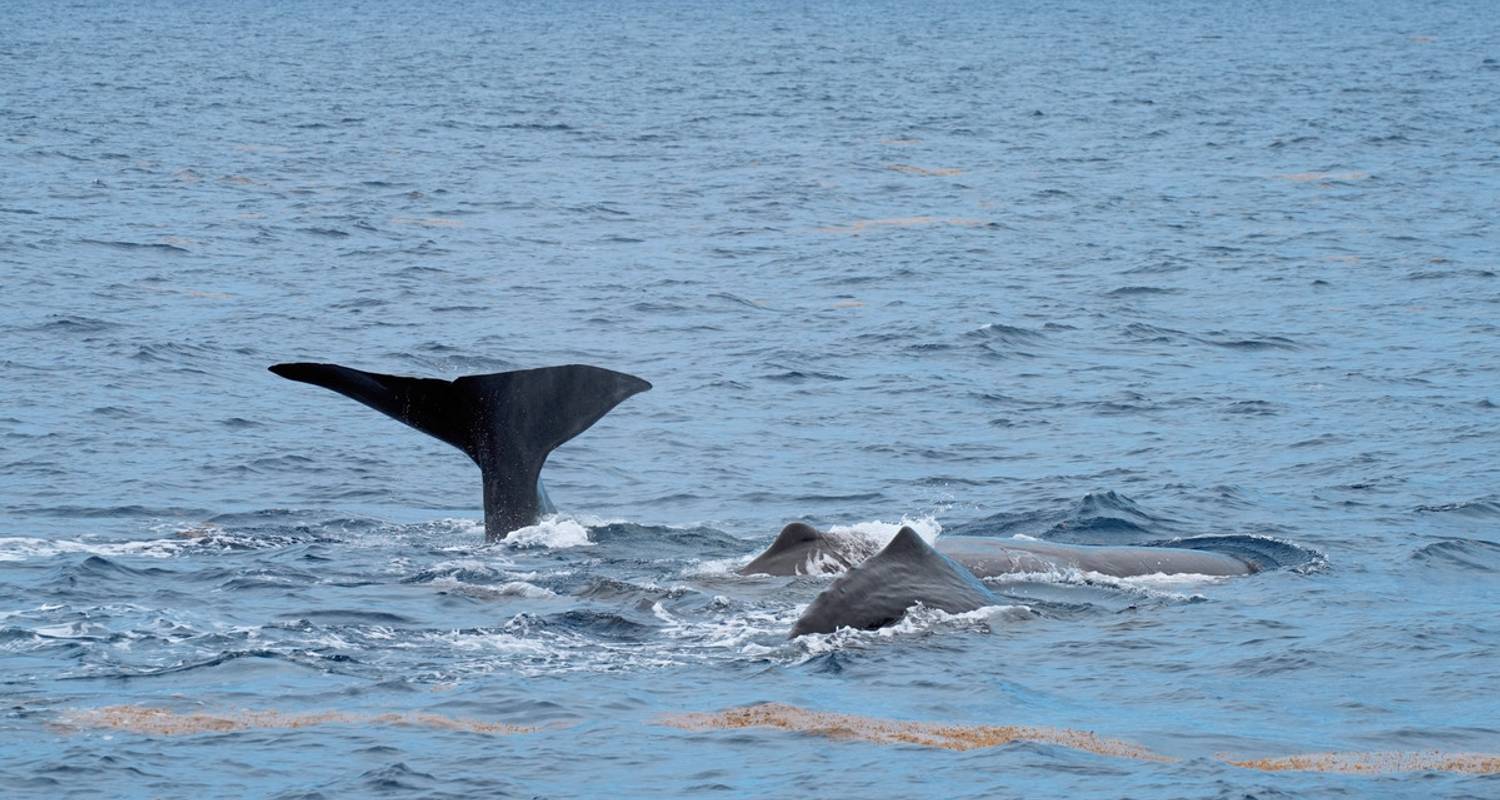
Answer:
[[3, 1, 1499, 797]]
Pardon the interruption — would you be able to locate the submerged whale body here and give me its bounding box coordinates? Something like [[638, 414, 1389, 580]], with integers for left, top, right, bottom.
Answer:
[[749, 522, 1263, 637], [742, 523, 1259, 580], [269, 362, 650, 540]]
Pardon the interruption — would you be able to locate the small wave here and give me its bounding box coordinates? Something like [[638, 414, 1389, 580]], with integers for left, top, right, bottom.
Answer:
[[815, 216, 991, 235], [1410, 537, 1500, 571], [1120, 322, 1193, 343], [1143, 534, 1324, 572], [587, 522, 744, 555], [64, 648, 355, 680], [948, 490, 1173, 544], [25, 315, 121, 333], [0, 536, 188, 562], [545, 610, 660, 641], [498, 122, 574, 131], [707, 291, 779, 312], [1223, 400, 1282, 416], [402, 558, 519, 585], [762, 369, 848, 382], [1414, 498, 1500, 516], [79, 238, 189, 253], [1205, 334, 1302, 351], [965, 322, 1045, 344], [578, 577, 691, 604]]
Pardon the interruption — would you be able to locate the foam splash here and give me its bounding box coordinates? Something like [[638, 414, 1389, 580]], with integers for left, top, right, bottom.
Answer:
[[433, 517, 488, 539], [793, 604, 1034, 656], [682, 555, 763, 578], [810, 517, 944, 574], [827, 516, 942, 547], [0, 536, 188, 562], [651, 602, 805, 659], [501, 516, 593, 548], [426, 577, 556, 599], [661, 703, 1170, 761], [983, 564, 1222, 600], [56, 706, 535, 736]]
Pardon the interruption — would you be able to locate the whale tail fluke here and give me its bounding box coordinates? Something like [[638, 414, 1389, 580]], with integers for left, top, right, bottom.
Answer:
[[269, 362, 651, 538]]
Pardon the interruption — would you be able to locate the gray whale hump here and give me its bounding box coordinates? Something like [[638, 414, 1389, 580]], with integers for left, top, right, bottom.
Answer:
[[740, 522, 855, 576], [269, 362, 651, 539], [789, 526, 998, 637]]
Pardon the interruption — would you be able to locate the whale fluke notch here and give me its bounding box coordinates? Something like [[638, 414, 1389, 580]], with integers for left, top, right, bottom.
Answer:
[[789, 526, 998, 637], [269, 362, 651, 539]]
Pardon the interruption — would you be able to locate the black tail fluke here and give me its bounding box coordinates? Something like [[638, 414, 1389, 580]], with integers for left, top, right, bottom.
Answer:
[[269, 362, 651, 539]]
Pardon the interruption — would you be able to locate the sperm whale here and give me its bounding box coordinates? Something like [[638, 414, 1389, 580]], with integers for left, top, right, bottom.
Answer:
[[741, 522, 1257, 579], [742, 523, 1260, 637]]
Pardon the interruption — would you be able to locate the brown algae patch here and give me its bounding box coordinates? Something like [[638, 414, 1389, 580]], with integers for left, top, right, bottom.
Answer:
[[887, 164, 963, 177], [661, 703, 1170, 762], [817, 216, 987, 235], [57, 706, 536, 736], [1225, 751, 1500, 775]]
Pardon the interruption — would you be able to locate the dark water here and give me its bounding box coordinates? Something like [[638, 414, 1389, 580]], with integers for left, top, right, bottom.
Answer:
[[3, 1, 1499, 796]]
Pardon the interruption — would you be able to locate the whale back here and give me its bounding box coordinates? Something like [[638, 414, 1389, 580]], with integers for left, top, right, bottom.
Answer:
[[740, 522, 857, 576], [789, 527, 998, 637]]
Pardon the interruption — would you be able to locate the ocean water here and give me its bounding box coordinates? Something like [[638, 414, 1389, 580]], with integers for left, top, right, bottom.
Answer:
[[3, 1, 1499, 796]]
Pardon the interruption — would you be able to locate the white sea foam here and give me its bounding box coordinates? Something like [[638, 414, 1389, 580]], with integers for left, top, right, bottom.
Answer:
[[0, 536, 189, 562], [792, 602, 1034, 657], [500, 516, 594, 548], [419, 557, 518, 577], [433, 517, 487, 539], [983, 565, 1224, 600], [827, 515, 943, 547], [651, 601, 805, 658], [679, 556, 753, 578], [425, 576, 557, 599]]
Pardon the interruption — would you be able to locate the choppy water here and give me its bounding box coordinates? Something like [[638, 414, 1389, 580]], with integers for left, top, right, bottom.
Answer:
[[3, 1, 1499, 797]]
